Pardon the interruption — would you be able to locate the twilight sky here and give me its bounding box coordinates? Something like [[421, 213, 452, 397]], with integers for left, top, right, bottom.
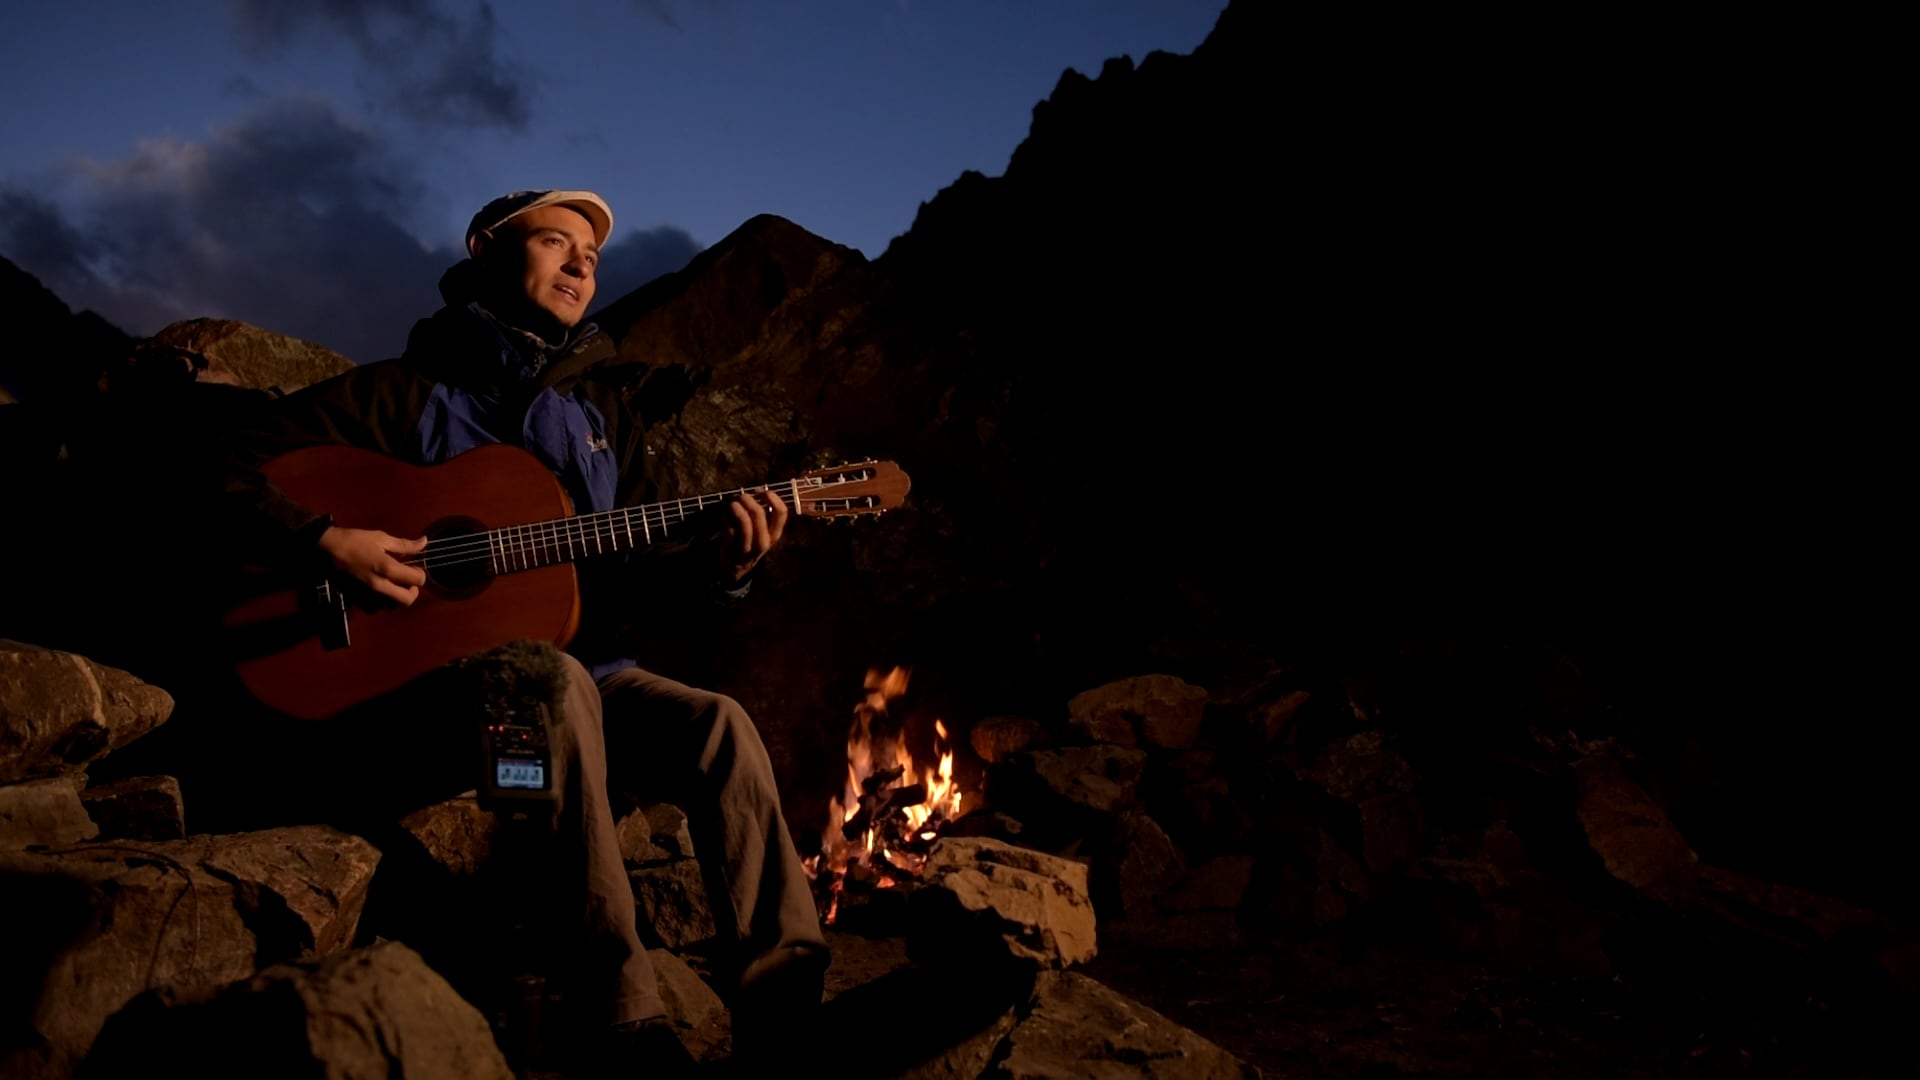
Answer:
[[0, 0, 1227, 364]]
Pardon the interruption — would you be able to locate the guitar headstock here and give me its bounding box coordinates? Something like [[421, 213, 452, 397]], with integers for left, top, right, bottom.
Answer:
[[791, 460, 911, 518]]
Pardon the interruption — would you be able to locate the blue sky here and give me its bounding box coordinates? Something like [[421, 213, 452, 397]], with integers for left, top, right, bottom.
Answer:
[[0, 1, 1227, 364]]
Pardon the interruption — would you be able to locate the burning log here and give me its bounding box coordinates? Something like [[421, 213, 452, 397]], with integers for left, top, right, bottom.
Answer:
[[840, 775, 927, 841], [804, 666, 970, 926]]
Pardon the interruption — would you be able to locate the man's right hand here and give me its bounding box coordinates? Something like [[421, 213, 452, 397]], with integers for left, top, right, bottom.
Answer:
[[317, 526, 429, 605]]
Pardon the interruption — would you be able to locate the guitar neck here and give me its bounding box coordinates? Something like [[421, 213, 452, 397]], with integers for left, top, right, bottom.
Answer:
[[424, 478, 806, 576]]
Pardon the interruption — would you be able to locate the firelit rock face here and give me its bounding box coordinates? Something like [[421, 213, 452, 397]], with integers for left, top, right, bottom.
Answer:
[[631, 857, 718, 950], [970, 714, 1047, 764], [997, 971, 1259, 1080], [907, 836, 1097, 973], [79, 940, 513, 1080], [997, 745, 1151, 817], [1067, 674, 1210, 751], [0, 825, 380, 1080], [1573, 755, 1698, 903], [78, 775, 184, 841], [0, 776, 97, 848], [647, 948, 730, 1065], [399, 793, 498, 876], [0, 640, 174, 783]]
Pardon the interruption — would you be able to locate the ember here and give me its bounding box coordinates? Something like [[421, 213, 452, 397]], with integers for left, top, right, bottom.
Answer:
[[802, 666, 966, 924]]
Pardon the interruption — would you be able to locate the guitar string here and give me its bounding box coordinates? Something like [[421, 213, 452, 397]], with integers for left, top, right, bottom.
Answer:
[[391, 478, 880, 571], [393, 480, 809, 568], [404, 495, 882, 572]]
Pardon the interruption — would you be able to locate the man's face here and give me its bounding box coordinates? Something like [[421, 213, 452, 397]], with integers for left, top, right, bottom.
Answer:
[[490, 204, 599, 328]]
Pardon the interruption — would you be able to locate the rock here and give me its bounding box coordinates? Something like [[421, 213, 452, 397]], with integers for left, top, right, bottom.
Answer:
[[814, 959, 1254, 1078], [631, 859, 717, 950], [1096, 812, 1186, 924], [1359, 792, 1425, 873], [0, 640, 174, 783], [1251, 689, 1311, 743], [995, 971, 1258, 1078], [399, 793, 498, 876], [1411, 823, 1616, 976], [79, 940, 512, 1079], [0, 776, 97, 848], [1304, 730, 1419, 803], [1159, 855, 1256, 913], [1068, 674, 1210, 750], [1573, 756, 1697, 903], [996, 745, 1150, 818], [943, 810, 1027, 843], [1247, 826, 1371, 935], [809, 960, 1025, 1079], [1693, 864, 1891, 949], [143, 317, 358, 392], [644, 802, 695, 858], [971, 714, 1046, 764], [618, 807, 671, 864], [648, 948, 730, 1064], [1162, 774, 1249, 855], [908, 836, 1097, 973], [894, 1003, 1024, 1079], [0, 825, 380, 1080], [1066, 700, 1137, 747], [79, 775, 184, 841]]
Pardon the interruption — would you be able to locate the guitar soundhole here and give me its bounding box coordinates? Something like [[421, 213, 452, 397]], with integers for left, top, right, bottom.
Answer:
[[423, 516, 493, 597]]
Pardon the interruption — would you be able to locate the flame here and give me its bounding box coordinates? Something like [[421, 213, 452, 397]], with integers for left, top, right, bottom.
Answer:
[[804, 666, 966, 920]]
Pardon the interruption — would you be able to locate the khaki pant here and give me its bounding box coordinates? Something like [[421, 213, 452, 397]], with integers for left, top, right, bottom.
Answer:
[[230, 646, 827, 1029], [577, 658, 828, 1023]]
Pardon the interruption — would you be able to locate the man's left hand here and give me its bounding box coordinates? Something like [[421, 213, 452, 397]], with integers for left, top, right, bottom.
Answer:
[[718, 490, 787, 582]]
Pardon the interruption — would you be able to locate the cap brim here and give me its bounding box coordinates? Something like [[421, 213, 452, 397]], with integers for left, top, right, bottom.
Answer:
[[469, 189, 614, 255]]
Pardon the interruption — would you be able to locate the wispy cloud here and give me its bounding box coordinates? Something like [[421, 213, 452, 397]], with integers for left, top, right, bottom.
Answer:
[[632, 0, 685, 31], [226, 0, 534, 131], [1, 97, 449, 364], [0, 94, 705, 364]]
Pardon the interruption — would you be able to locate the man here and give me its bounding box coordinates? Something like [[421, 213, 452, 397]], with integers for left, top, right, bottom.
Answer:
[[219, 190, 828, 1076]]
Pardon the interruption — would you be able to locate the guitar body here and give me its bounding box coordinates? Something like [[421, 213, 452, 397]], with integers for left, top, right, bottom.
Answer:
[[222, 443, 582, 720], [219, 444, 909, 720]]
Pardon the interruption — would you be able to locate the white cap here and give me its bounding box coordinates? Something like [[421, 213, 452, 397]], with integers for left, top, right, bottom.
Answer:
[[465, 189, 613, 256]]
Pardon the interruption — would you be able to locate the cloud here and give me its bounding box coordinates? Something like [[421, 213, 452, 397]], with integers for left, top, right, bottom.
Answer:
[[0, 95, 706, 366], [0, 97, 452, 364], [630, 0, 732, 33], [219, 74, 268, 100], [226, 0, 533, 131], [589, 225, 703, 317], [631, 0, 685, 31]]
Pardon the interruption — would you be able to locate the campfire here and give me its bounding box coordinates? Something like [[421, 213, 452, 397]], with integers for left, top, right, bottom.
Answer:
[[802, 666, 970, 925]]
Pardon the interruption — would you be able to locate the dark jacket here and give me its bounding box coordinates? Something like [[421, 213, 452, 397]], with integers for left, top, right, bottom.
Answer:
[[221, 295, 742, 679]]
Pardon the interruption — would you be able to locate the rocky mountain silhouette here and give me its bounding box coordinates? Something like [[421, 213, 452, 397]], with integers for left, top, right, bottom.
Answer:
[[1, 5, 1907, 1076]]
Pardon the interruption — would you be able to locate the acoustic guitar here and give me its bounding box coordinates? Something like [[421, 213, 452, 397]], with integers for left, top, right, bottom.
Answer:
[[219, 443, 909, 719]]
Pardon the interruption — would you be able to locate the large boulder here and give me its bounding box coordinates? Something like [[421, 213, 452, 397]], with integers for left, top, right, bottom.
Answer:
[[996, 971, 1259, 1079], [0, 640, 173, 783], [78, 940, 512, 1080], [1067, 675, 1210, 750], [78, 776, 185, 841], [908, 836, 1098, 974], [0, 825, 380, 1080], [1574, 755, 1698, 904], [0, 776, 97, 848]]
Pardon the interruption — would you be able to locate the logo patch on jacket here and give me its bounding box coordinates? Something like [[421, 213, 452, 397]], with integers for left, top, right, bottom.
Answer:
[[585, 433, 610, 453]]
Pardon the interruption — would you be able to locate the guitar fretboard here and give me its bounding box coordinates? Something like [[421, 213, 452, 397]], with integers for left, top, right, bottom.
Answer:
[[472, 478, 809, 574], [393, 460, 900, 580]]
